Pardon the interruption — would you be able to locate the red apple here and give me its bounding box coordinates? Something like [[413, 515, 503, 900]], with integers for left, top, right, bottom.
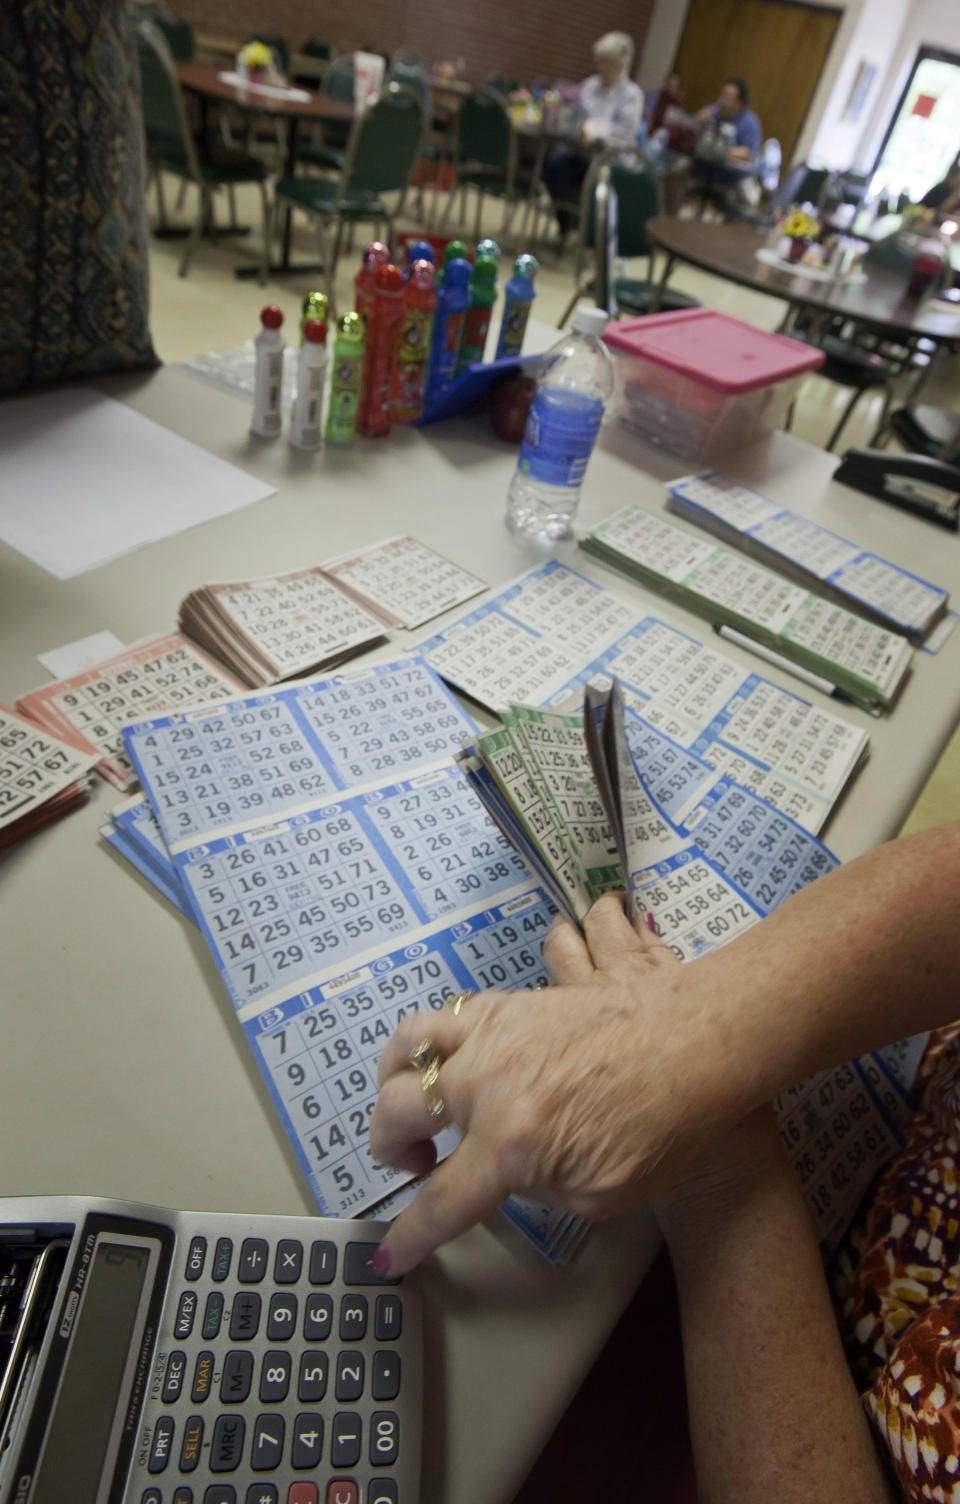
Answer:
[[487, 374, 536, 444]]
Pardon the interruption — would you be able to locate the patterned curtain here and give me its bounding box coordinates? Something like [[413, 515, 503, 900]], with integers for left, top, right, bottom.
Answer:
[[0, 0, 158, 393]]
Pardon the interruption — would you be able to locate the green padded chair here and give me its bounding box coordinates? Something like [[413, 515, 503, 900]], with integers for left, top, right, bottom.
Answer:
[[559, 148, 701, 326], [154, 16, 193, 61], [886, 404, 960, 462], [296, 53, 355, 174], [785, 232, 950, 451], [439, 88, 527, 239], [275, 83, 424, 300], [722, 162, 829, 227], [387, 59, 447, 222], [301, 36, 334, 61], [136, 18, 270, 280], [292, 36, 335, 88], [484, 74, 522, 97]]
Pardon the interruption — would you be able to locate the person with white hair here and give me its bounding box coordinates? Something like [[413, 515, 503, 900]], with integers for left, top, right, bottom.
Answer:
[[543, 31, 644, 241]]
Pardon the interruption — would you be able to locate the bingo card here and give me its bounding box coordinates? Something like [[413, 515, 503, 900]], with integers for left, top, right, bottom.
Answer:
[[179, 567, 387, 688], [17, 634, 242, 790], [0, 705, 97, 844], [123, 657, 480, 853], [322, 535, 487, 630], [416, 561, 869, 834]]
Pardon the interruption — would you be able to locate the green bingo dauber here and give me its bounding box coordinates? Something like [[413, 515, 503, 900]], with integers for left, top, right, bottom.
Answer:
[[437, 239, 468, 287], [324, 312, 367, 445]]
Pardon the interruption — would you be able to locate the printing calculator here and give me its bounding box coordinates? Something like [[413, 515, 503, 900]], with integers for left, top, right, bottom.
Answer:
[[0, 1197, 422, 1504]]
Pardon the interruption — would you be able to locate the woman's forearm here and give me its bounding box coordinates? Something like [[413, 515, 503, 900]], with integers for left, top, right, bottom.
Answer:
[[681, 822, 960, 1113], [655, 1114, 896, 1503]]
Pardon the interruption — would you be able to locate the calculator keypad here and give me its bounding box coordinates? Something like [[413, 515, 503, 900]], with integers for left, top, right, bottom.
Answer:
[[134, 1217, 415, 1504]]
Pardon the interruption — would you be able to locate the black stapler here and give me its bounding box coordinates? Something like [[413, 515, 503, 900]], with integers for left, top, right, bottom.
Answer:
[[833, 449, 960, 532]]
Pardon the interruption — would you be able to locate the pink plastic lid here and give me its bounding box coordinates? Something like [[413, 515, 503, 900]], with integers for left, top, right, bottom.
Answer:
[[603, 309, 824, 393]]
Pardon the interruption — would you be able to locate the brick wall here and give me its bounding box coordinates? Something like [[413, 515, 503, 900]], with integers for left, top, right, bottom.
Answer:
[[174, 0, 655, 89]]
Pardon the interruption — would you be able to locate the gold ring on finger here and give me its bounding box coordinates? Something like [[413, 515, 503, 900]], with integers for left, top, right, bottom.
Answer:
[[445, 989, 475, 1016], [419, 1053, 447, 1121], [408, 1037, 438, 1072]]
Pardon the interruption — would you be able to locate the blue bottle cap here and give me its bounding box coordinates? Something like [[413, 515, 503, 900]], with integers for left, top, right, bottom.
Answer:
[[444, 258, 472, 287], [514, 254, 539, 279], [406, 239, 435, 265]]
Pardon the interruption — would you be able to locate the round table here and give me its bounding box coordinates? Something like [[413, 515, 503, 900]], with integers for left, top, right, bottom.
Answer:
[[646, 216, 960, 345], [174, 61, 355, 276]]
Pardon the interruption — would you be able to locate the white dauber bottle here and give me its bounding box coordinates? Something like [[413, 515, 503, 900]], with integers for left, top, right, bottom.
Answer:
[[250, 304, 285, 438], [289, 318, 328, 450]]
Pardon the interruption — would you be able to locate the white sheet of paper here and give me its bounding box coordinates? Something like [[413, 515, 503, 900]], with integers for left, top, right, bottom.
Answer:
[[37, 631, 126, 679], [0, 387, 276, 579]]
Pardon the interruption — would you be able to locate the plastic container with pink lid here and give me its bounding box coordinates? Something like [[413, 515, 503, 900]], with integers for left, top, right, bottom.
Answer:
[[603, 308, 824, 461]]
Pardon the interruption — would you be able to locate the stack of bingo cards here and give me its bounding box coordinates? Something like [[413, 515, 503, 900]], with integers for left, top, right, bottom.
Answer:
[[0, 704, 97, 847], [17, 635, 242, 791], [178, 566, 388, 688]]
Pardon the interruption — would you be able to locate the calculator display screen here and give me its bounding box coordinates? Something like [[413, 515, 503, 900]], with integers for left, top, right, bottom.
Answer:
[[31, 1240, 152, 1503]]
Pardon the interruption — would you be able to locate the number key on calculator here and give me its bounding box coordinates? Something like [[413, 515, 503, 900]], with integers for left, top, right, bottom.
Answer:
[[0, 1196, 422, 1504]]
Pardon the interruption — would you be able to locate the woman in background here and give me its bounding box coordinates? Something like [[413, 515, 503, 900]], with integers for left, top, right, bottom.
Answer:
[[921, 155, 960, 218], [542, 30, 643, 242]]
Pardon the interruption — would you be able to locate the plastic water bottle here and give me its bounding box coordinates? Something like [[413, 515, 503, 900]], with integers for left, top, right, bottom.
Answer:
[[505, 306, 612, 540]]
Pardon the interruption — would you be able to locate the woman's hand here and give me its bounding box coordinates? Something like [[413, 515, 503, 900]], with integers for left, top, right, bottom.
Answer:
[[369, 893, 742, 1275]]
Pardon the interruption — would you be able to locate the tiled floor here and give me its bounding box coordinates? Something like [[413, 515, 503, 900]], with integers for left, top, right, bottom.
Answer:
[[145, 175, 960, 834]]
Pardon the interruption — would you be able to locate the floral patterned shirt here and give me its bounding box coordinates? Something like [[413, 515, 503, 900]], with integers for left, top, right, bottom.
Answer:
[[832, 1025, 960, 1500]]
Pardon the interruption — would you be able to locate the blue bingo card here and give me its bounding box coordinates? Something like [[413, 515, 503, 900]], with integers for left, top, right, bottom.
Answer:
[[615, 705, 838, 959], [100, 823, 193, 918], [682, 777, 837, 912], [622, 707, 839, 910], [415, 565, 867, 835], [241, 888, 555, 1216], [552, 619, 867, 836], [123, 656, 476, 852], [175, 765, 531, 1011], [416, 561, 634, 708], [109, 794, 188, 898], [667, 472, 949, 643]]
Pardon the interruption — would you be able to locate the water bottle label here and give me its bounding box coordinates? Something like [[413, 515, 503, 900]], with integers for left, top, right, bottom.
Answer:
[[518, 392, 604, 488]]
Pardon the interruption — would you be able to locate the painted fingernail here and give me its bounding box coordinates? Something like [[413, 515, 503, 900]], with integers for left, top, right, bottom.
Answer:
[[645, 911, 657, 933], [371, 1244, 391, 1276]]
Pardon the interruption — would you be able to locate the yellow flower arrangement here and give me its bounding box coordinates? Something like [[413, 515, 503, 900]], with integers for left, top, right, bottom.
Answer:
[[780, 207, 822, 239], [240, 40, 273, 71]]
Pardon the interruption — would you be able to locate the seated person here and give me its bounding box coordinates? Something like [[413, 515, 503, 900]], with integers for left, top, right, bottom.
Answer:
[[542, 30, 644, 240], [371, 820, 960, 1501], [691, 75, 762, 195], [646, 70, 686, 135], [645, 71, 697, 173], [921, 155, 960, 218]]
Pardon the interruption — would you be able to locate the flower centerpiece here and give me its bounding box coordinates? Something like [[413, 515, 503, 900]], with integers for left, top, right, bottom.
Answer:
[[901, 204, 936, 229], [508, 88, 539, 125], [237, 39, 280, 87], [776, 207, 823, 264]]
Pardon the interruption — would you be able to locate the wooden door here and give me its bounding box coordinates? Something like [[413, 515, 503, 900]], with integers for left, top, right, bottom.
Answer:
[[672, 0, 841, 163]]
